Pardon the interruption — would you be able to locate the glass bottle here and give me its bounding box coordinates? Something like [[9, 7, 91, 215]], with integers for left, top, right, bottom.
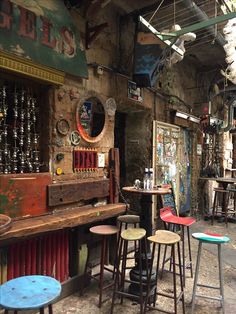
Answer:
[[143, 168, 149, 190]]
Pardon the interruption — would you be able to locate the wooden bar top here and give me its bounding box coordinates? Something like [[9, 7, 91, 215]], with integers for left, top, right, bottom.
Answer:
[[0, 203, 126, 244]]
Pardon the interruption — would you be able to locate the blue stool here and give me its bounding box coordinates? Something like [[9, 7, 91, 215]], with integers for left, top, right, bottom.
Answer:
[[0, 275, 61, 314], [191, 232, 230, 314]]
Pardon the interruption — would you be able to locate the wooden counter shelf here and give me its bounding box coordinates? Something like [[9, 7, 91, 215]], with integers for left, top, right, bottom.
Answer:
[[0, 203, 126, 244]]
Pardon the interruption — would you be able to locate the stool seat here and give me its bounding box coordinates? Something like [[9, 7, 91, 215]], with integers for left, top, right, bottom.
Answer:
[[0, 275, 61, 310], [89, 225, 119, 236], [192, 232, 230, 244], [149, 229, 181, 245], [160, 207, 196, 226], [121, 227, 146, 241], [117, 214, 140, 224], [213, 187, 228, 193]]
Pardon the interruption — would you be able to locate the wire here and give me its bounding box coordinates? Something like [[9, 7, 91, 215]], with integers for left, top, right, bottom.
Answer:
[[148, 0, 165, 23]]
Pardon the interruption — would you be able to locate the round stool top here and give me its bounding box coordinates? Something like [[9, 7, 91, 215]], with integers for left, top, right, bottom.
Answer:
[[0, 275, 61, 310], [90, 225, 119, 235], [117, 214, 140, 224], [148, 230, 180, 245], [192, 232, 230, 244], [121, 228, 146, 241]]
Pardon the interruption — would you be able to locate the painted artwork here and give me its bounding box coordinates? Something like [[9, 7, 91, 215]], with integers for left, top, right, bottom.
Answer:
[[0, 0, 88, 78]]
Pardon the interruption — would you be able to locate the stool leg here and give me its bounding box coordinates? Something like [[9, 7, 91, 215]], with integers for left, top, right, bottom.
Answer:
[[218, 244, 225, 313], [111, 238, 124, 314], [138, 239, 144, 314], [48, 304, 53, 314], [113, 222, 122, 279], [187, 226, 193, 278], [191, 241, 202, 314], [172, 244, 177, 314], [177, 242, 185, 314], [40, 308, 44, 314], [212, 191, 217, 225], [120, 239, 128, 304], [98, 236, 106, 308], [181, 226, 186, 287]]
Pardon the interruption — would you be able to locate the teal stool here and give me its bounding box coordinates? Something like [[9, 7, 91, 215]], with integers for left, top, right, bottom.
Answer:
[[0, 275, 61, 313], [191, 232, 230, 314]]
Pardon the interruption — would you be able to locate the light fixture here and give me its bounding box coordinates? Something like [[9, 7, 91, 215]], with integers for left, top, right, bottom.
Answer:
[[175, 110, 200, 124]]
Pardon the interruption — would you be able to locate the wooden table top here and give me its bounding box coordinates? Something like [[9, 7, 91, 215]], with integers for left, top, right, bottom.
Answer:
[[122, 186, 171, 195], [199, 177, 236, 184]]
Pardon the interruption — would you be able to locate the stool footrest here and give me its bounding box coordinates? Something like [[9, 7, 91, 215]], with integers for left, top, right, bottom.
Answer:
[[194, 294, 223, 301], [146, 304, 179, 314], [197, 283, 220, 290]]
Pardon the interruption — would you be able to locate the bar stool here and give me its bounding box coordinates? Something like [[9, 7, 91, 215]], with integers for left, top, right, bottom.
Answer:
[[212, 187, 235, 227], [0, 275, 61, 313], [160, 207, 196, 286], [85, 224, 119, 308], [110, 228, 148, 314], [114, 214, 140, 272], [145, 230, 185, 314], [191, 232, 230, 314]]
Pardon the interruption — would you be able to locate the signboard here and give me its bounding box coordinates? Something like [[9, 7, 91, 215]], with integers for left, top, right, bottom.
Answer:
[[0, 0, 88, 78]]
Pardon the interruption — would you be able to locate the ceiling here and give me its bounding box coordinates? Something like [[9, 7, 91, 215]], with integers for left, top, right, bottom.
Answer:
[[112, 0, 231, 72]]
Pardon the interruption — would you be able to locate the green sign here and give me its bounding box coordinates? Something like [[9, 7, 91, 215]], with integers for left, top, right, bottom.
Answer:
[[0, 0, 88, 78]]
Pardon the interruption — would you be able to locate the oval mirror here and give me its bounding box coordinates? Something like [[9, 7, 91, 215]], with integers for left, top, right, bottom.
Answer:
[[76, 96, 107, 143]]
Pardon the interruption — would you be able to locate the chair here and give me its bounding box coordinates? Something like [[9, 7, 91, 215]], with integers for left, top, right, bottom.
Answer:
[[191, 232, 230, 313], [144, 230, 185, 314], [160, 206, 196, 286], [0, 275, 61, 313]]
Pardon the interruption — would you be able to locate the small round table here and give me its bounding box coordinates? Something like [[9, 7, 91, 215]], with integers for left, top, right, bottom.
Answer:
[[0, 275, 61, 313]]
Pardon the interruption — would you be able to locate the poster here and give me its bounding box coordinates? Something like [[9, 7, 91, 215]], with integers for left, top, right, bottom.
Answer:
[[0, 0, 88, 78]]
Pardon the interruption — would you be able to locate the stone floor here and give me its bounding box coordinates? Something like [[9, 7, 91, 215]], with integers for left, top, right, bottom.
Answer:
[[52, 218, 236, 314]]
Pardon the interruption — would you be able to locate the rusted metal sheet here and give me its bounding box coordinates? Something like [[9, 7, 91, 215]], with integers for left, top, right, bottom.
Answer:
[[0, 173, 52, 218]]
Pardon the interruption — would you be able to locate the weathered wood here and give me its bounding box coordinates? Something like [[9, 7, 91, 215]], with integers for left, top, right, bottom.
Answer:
[[0, 203, 126, 244], [48, 178, 110, 207], [109, 148, 120, 203], [0, 173, 52, 218]]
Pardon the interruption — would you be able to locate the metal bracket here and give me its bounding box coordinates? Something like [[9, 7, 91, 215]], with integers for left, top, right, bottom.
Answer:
[[86, 22, 108, 49]]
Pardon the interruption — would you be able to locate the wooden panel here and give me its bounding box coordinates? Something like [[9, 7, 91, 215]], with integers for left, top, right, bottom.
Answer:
[[0, 173, 52, 218], [0, 203, 126, 244], [48, 178, 109, 207]]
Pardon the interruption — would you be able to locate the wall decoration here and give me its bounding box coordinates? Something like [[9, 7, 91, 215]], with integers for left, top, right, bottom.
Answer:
[[105, 98, 116, 116], [56, 119, 70, 135], [73, 148, 98, 172], [0, 0, 88, 78], [70, 130, 81, 146]]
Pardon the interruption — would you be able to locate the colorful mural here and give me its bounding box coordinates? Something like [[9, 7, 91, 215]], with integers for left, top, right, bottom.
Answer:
[[0, 0, 88, 78]]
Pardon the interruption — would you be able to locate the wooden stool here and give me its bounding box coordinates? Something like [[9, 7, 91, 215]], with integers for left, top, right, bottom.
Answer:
[[111, 228, 148, 314], [191, 232, 230, 314], [114, 214, 140, 273], [86, 224, 119, 308], [212, 188, 231, 226], [160, 207, 196, 286], [0, 275, 61, 313], [145, 230, 185, 314]]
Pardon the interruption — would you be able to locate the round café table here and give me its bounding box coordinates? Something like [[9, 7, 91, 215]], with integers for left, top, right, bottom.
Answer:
[[122, 186, 171, 297], [122, 186, 171, 249]]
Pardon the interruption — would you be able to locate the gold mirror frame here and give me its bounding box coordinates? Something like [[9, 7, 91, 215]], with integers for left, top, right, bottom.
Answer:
[[76, 95, 108, 144]]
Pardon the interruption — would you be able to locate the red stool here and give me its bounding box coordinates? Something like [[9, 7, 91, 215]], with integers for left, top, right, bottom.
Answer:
[[160, 207, 196, 286]]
